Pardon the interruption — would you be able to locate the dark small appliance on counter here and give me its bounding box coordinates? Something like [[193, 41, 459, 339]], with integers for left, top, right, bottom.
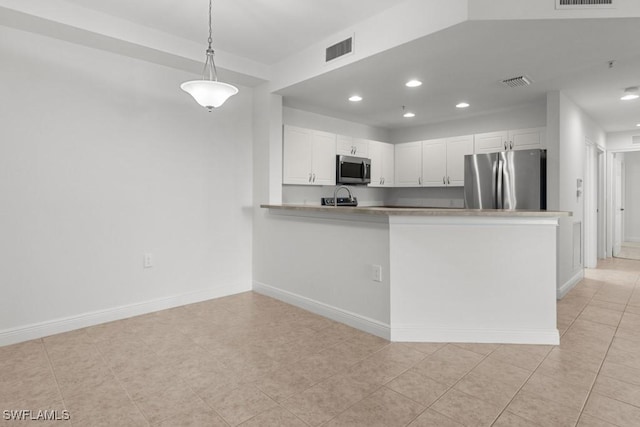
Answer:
[[321, 197, 358, 207]]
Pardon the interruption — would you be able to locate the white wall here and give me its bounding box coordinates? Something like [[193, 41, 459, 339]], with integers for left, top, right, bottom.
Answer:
[[0, 26, 253, 344], [389, 101, 547, 143], [624, 151, 640, 242], [547, 91, 606, 297], [283, 107, 389, 141], [607, 130, 640, 152]]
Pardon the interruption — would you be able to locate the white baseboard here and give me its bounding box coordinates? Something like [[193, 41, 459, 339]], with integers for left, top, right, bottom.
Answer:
[[252, 281, 391, 340], [0, 283, 250, 347], [557, 269, 584, 299], [391, 326, 559, 345], [253, 281, 560, 345]]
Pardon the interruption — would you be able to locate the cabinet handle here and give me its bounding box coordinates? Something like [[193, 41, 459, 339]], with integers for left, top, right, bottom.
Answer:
[[382, 177, 385, 185], [308, 173, 312, 183], [447, 176, 451, 185], [510, 141, 513, 150], [418, 177, 422, 185], [504, 141, 507, 150], [443, 177, 446, 185], [312, 173, 316, 183]]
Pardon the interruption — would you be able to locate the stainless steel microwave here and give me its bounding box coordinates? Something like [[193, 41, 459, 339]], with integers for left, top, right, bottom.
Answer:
[[336, 155, 371, 185]]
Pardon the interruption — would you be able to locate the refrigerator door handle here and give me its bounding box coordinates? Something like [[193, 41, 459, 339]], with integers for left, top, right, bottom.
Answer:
[[496, 160, 504, 209]]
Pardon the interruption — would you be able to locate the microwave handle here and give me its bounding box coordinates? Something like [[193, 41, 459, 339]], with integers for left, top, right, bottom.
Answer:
[[361, 161, 368, 180]]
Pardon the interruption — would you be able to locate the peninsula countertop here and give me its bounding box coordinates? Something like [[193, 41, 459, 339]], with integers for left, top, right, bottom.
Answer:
[[260, 204, 572, 217]]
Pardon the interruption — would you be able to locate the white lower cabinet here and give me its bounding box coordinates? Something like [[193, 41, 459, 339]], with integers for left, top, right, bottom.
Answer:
[[369, 140, 394, 187], [283, 125, 336, 185]]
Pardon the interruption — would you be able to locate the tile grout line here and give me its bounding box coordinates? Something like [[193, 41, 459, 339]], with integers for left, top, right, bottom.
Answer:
[[490, 275, 608, 427], [41, 337, 71, 424], [407, 344, 500, 425], [89, 327, 153, 426], [573, 269, 639, 427]]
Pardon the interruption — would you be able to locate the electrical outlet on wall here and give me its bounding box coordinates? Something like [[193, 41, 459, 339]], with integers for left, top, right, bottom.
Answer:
[[143, 253, 153, 268], [371, 265, 382, 282]]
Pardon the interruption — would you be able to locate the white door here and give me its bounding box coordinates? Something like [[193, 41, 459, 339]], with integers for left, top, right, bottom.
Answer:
[[613, 156, 623, 257], [584, 142, 597, 268]]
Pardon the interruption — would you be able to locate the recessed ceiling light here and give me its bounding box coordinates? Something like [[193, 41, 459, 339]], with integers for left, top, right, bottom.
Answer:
[[349, 95, 363, 102], [456, 102, 470, 108], [636, 123, 640, 127], [621, 87, 639, 101], [406, 80, 422, 88], [403, 112, 415, 118]]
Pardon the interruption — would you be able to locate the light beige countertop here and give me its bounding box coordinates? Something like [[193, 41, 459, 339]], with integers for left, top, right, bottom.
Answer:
[[261, 204, 571, 217]]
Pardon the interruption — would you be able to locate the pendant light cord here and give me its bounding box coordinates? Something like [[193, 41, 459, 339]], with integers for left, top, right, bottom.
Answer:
[[203, 0, 218, 82], [207, 0, 213, 50]]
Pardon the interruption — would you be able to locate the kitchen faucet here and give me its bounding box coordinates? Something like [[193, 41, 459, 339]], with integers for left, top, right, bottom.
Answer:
[[333, 185, 353, 207]]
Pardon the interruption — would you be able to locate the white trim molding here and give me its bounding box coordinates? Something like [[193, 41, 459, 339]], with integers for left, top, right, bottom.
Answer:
[[391, 325, 559, 345], [557, 269, 584, 299], [253, 281, 391, 340], [0, 283, 250, 347]]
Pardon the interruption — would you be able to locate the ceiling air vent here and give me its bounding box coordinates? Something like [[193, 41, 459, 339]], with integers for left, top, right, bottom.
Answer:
[[326, 36, 353, 62], [556, 0, 614, 9], [501, 75, 532, 88]]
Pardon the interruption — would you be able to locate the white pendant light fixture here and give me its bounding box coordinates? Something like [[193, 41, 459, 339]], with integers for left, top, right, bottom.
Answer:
[[181, 0, 238, 111]]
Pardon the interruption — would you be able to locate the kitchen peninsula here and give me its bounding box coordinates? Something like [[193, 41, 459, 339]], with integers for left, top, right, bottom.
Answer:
[[257, 205, 570, 345]]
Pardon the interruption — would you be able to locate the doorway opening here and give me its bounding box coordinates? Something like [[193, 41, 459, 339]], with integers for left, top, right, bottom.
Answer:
[[584, 141, 604, 267], [612, 151, 640, 261]]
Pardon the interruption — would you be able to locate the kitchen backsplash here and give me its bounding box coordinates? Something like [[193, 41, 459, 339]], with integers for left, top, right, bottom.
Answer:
[[282, 185, 464, 208]]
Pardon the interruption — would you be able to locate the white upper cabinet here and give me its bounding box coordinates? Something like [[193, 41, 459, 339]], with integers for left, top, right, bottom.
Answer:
[[381, 142, 395, 187], [421, 139, 447, 187], [474, 131, 509, 153], [474, 127, 545, 153], [509, 127, 546, 151], [369, 140, 395, 187], [445, 135, 474, 186], [337, 135, 369, 157], [420, 136, 473, 187], [283, 125, 336, 186], [394, 141, 423, 187]]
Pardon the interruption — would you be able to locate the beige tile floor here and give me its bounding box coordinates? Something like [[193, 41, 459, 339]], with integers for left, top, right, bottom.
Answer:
[[1, 257, 640, 426], [617, 242, 640, 261]]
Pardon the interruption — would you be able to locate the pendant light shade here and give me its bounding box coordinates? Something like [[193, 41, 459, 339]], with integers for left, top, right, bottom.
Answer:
[[181, 80, 238, 110], [181, 0, 238, 111]]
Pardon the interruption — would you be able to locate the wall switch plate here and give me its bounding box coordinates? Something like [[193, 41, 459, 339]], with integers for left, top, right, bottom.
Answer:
[[372, 265, 382, 282], [143, 253, 153, 268]]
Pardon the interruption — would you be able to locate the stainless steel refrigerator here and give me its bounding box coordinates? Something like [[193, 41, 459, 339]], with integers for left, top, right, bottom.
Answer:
[[464, 149, 546, 210]]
